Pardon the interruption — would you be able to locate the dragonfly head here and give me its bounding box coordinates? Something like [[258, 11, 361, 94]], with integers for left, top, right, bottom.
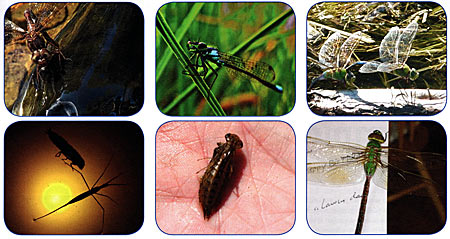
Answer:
[[368, 130, 385, 143], [225, 133, 243, 149], [24, 9, 38, 32], [187, 41, 207, 51], [409, 67, 419, 81], [344, 70, 357, 88]]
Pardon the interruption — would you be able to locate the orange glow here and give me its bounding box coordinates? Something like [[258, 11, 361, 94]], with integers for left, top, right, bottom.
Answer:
[[5, 121, 144, 234], [42, 183, 72, 212]]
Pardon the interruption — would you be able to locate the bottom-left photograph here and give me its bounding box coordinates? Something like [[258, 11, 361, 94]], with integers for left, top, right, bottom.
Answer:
[[4, 121, 144, 235]]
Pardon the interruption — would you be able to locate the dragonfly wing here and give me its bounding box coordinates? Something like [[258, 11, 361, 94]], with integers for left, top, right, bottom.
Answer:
[[319, 32, 345, 68], [377, 62, 402, 72], [307, 136, 367, 185], [381, 147, 446, 196], [359, 61, 381, 73], [5, 19, 26, 33], [338, 31, 362, 68], [372, 152, 388, 190], [380, 26, 401, 64], [33, 3, 69, 29], [397, 21, 418, 65], [308, 162, 365, 185], [218, 52, 276, 83], [5, 19, 26, 44]]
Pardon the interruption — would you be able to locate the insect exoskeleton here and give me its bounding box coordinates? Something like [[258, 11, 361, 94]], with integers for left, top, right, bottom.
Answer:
[[198, 133, 243, 220]]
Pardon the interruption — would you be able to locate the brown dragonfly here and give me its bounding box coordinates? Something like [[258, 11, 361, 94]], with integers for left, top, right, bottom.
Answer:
[[5, 3, 72, 89]]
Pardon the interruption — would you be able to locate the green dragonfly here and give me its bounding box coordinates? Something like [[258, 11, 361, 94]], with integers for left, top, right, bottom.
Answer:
[[359, 21, 419, 82], [186, 41, 283, 94], [307, 129, 445, 234], [308, 31, 362, 90]]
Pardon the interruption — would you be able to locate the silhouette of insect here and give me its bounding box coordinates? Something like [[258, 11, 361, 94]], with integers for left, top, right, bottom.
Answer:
[[46, 128, 85, 170], [198, 133, 243, 220], [33, 158, 124, 234]]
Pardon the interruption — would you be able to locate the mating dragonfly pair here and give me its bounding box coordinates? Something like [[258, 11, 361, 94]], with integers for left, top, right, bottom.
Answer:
[[308, 21, 419, 90], [185, 41, 283, 95]]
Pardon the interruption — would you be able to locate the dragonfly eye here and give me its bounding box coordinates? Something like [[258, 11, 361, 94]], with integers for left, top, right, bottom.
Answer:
[[410, 68, 419, 80]]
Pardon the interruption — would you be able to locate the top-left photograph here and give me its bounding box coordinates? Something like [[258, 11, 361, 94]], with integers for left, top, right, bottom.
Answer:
[[5, 2, 144, 116]]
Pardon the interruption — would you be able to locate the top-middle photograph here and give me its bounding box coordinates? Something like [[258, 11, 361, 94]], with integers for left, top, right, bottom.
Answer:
[[156, 2, 295, 116]]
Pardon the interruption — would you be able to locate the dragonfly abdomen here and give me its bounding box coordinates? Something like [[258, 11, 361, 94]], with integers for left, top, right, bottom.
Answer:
[[355, 175, 372, 234], [198, 133, 243, 220], [199, 153, 233, 219]]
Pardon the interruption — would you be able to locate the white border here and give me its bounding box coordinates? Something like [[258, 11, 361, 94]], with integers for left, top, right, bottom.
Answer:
[[0, 0, 448, 238]]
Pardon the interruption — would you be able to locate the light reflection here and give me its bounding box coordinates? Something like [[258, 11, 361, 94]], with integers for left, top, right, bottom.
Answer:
[[42, 183, 72, 212]]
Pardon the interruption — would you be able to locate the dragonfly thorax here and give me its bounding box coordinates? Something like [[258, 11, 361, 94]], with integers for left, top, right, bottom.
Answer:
[[323, 68, 347, 81], [207, 49, 221, 64], [364, 135, 384, 177], [323, 68, 356, 86]]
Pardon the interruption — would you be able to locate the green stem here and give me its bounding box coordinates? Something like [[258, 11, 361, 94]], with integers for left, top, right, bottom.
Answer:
[[156, 3, 204, 83], [156, 11, 225, 116]]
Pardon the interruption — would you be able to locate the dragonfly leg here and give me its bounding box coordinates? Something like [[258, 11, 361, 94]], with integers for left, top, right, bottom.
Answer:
[[91, 194, 105, 234], [33, 67, 41, 90], [182, 53, 197, 75], [203, 58, 218, 100]]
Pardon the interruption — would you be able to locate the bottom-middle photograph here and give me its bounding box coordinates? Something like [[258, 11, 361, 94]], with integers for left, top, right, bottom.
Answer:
[[155, 121, 295, 234]]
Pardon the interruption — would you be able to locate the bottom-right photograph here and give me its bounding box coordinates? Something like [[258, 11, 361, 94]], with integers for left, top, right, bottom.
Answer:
[[307, 121, 446, 235]]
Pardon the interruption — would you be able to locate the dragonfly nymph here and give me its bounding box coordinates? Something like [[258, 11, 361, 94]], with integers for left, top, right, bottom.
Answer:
[[199, 133, 243, 220], [308, 31, 363, 91], [186, 41, 283, 94], [358, 21, 419, 83]]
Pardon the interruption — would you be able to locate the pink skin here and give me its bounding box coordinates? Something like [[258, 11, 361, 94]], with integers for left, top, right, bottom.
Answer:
[[156, 122, 295, 234]]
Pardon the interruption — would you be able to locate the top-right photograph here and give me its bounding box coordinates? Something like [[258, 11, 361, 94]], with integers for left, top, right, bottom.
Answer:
[[307, 2, 446, 116]]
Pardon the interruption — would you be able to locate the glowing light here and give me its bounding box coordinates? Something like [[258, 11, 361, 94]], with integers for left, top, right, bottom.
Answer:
[[42, 183, 72, 213]]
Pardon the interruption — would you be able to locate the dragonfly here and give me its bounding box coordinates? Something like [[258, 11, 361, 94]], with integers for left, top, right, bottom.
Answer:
[[308, 31, 363, 90], [358, 21, 419, 82], [307, 129, 445, 234], [186, 41, 283, 95], [5, 3, 70, 89]]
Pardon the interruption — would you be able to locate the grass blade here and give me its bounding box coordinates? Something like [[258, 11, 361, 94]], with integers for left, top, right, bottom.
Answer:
[[156, 11, 226, 116]]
